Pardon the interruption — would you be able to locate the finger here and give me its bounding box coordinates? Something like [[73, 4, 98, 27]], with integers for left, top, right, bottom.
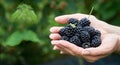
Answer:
[[60, 51, 68, 54], [53, 45, 60, 50], [56, 42, 77, 56], [52, 45, 69, 54], [50, 26, 63, 33], [51, 40, 75, 55], [49, 33, 61, 40], [53, 45, 70, 54], [51, 40, 58, 45], [51, 40, 84, 56], [55, 13, 89, 24], [52, 44, 69, 54], [52, 43, 70, 54], [82, 34, 118, 56]]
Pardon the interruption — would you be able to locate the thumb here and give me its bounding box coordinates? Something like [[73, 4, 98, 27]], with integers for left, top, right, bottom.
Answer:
[[55, 13, 88, 24]]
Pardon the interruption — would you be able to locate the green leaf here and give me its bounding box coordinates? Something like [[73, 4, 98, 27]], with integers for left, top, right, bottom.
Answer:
[[22, 30, 41, 43], [5, 30, 41, 46], [5, 31, 22, 46]]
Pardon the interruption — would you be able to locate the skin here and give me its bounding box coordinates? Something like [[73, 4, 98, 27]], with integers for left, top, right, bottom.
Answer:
[[49, 13, 120, 62]]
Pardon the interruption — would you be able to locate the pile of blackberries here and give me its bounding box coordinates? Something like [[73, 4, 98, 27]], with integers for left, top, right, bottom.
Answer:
[[59, 18, 101, 48]]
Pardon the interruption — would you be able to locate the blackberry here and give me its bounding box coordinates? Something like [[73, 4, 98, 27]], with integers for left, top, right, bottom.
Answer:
[[79, 31, 90, 42], [69, 36, 81, 46], [92, 35, 100, 39], [68, 18, 79, 25], [91, 35, 101, 47], [83, 26, 95, 36], [75, 26, 83, 33], [65, 27, 75, 37], [59, 26, 75, 37], [78, 18, 91, 27], [61, 36, 69, 41], [59, 27, 66, 36], [82, 42, 91, 48], [93, 30, 101, 36]]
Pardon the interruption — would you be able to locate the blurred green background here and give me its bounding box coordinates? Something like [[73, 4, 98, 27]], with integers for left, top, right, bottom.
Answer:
[[0, 0, 120, 65]]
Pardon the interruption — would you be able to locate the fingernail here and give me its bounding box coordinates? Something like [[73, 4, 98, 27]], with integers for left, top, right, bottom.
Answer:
[[60, 51, 62, 54], [51, 40, 56, 45], [83, 50, 90, 55], [49, 27, 53, 32], [55, 16, 60, 21], [53, 46, 56, 50], [55, 16, 65, 21], [51, 40, 60, 46]]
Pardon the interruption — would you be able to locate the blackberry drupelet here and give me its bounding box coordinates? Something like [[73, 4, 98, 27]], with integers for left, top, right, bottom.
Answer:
[[75, 33, 81, 37]]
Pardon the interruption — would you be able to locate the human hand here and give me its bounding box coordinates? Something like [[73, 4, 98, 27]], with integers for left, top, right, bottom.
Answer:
[[49, 13, 120, 62]]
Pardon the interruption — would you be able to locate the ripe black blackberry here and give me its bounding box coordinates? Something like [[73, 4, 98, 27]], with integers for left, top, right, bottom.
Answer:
[[92, 35, 100, 39], [93, 30, 101, 36], [79, 31, 90, 42], [91, 35, 101, 47], [68, 18, 79, 25], [59, 26, 75, 37], [61, 36, 69, 41], [69, 36, 81, 46], [59, 27, 66, 36], [75, 26, 83, 33], [65, 27, 75, 37], [82, 42, 91, 48], [83, 26, 95, 36], [77, 18, 91, 27]]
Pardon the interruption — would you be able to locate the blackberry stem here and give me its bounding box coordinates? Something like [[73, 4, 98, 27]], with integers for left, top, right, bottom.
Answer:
[[88, 7, 94, 19], [70, 23, 76, 28]]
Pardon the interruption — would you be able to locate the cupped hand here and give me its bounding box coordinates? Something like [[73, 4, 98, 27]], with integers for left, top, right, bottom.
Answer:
[[49, 13, 119, 62]]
